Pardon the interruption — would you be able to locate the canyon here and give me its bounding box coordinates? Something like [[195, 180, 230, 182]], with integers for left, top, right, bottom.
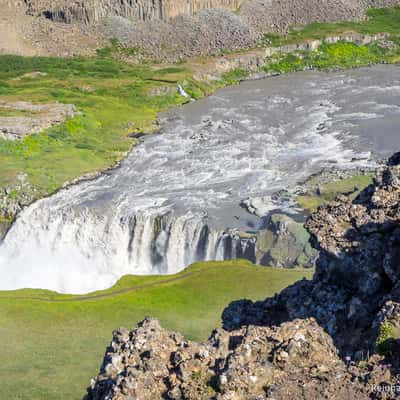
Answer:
[[1, 65, 399, 294], [1, 3, 400, 398]]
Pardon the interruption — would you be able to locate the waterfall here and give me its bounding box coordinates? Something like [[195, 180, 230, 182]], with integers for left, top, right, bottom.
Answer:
[[0, 200, 256, 294]]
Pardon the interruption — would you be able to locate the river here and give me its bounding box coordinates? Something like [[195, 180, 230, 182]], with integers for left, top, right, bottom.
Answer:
[[0, 65, 399, 293]]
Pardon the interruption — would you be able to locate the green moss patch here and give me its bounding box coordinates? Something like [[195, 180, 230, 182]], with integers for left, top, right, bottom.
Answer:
[[297, 174, 373, 213], [260, 7, 400, 46], [263, 41, 397, 74], [376, 322, 400, 357]]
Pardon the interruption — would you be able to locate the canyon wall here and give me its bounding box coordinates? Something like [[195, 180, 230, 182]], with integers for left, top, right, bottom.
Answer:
[[24, 0, 243, 23]]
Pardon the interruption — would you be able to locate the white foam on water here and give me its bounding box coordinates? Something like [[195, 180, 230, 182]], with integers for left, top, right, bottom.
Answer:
[[1, 66, 399, 294]]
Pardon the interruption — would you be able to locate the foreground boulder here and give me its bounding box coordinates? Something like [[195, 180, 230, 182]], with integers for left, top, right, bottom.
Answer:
[[86, 317, 394, 400], [86, 153, 400, 399]]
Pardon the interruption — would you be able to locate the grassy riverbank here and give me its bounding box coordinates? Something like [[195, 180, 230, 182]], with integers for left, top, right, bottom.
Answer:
[[0, 57, 196, 199], [263, 40, 399, 74], [0, 260, 312, 400], [261, 7, 400, 73], [1, 8, 400, 217]]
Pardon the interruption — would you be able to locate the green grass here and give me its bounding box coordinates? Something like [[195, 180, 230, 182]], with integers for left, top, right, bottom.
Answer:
[[0, 55, 200, 197], [263, 41, 397, 75], [376, 321, 400, 357], [0, 260, 312, 400], [219, 68, 251, 85], [260, 7, 400, 46], [297, 174, 373, 213], [0, 54, 243, 207]]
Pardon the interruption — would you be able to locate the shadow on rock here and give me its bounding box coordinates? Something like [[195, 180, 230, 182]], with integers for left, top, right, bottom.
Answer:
[[222, 152, 400, 360]]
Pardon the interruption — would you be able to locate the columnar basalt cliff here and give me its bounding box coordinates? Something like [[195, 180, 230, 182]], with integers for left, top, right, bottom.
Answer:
[[24, 0, 243, 23], [86, 153, 400, 399]]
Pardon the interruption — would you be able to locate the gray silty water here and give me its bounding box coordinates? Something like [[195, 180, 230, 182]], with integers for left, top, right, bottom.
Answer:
[[0, 65, 399, 294]]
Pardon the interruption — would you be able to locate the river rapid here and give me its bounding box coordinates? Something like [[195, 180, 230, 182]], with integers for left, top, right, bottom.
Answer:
[[1, 65, 399, 294]]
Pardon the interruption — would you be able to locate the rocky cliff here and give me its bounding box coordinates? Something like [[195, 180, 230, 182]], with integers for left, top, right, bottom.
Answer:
[[24, 0, 242, 23], [86, 153, 400, 399], [2, 0, 400, 59]]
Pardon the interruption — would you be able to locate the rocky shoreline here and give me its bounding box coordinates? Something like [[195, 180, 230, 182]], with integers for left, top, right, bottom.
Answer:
[[85, 152, 400, 400]]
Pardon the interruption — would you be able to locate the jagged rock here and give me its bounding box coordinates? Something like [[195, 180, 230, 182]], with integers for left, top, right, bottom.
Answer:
[[86, 317, 393, 400], [0, 173, 36, 218], [255, 214, 318, 268], [223, 153, 400, 355]]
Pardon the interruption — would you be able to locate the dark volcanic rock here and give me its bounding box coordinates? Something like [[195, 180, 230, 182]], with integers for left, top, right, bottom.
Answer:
[[223, 153, 400, 355], [86, 318, 394, 400]]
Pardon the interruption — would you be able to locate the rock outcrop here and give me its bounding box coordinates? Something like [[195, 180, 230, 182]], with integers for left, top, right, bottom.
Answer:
[[22, 0, 400, 28], [85, 318, 395, 400], [255, 213, 318, 268], [0, 100, 76, 140], [0, 173, 36, 223], [87, 153, 400, 399], [223, 153, 400, 356]]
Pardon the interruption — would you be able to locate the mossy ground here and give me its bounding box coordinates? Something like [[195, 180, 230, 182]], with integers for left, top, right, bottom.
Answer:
[[376, 321, 400, 357], [0, 260, 312, 400], [260, 7, 400, 46], [260, 7, 400, 74], [263, 41, 399, 74], [0, 55, 219, 199], [297, 174, 374, 213]]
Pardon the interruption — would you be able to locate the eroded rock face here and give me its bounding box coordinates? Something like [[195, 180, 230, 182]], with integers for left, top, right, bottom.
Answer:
[[0, 173, 36, 240], [0, 101, 76, 140], [3, 0, 400, 60], [255, 213, 318, 268], [86, 317, 392, 400]]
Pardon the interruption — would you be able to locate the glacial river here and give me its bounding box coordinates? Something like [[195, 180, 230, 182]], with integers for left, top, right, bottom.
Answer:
[[1, 65, 399, 293]]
